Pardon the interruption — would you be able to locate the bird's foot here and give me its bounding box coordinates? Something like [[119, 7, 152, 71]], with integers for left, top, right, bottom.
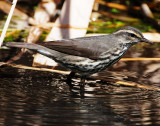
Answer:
[[66, 72, 75, 87]]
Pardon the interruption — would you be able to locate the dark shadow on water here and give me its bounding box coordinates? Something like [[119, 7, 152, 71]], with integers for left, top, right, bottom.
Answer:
[[0, 43, 160, 125]]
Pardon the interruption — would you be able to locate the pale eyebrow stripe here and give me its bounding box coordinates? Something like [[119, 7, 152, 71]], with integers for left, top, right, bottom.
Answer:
[[113, 30, 142, 38]]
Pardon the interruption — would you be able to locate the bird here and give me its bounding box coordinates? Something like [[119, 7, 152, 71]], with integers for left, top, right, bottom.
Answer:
[[6, 26, 153, 87]]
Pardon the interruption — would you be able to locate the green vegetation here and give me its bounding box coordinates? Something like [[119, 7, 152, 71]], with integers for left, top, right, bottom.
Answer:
[[88, 20, 154, 34], [0, 30, 28, 42]]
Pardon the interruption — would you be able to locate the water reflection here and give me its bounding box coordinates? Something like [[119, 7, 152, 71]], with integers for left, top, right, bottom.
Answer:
[[0, 71, 160, 125], [0, 43, 160, 125]]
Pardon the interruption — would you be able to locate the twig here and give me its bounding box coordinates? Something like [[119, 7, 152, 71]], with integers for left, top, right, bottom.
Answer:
[[91, 76, 160, 91], [0, 0, 17, 47], [96, 0, 140, 11], [120, 58, 160, 61], [6, 63, 70, 75]]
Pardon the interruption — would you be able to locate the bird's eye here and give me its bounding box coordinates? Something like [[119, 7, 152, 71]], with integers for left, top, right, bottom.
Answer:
[[130, 33, 137, 38]]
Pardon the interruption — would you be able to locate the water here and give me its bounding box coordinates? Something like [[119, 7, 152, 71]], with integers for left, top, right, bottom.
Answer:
[[0, 43, 160, 126]]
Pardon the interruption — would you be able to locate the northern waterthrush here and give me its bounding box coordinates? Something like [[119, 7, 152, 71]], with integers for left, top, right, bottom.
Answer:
[[6, 26, 153, 86]]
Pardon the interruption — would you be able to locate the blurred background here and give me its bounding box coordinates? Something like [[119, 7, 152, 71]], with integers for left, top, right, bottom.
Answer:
[[0, 0, 160, 41]]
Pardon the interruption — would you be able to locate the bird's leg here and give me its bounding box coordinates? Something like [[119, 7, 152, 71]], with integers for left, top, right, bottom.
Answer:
[[80, 76, 86, 97], [80, 76, 86, 89], [66, 72, 75, 86]]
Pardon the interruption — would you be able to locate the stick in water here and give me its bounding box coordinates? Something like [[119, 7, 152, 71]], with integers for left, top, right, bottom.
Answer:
[[0, 0, 18, 47]]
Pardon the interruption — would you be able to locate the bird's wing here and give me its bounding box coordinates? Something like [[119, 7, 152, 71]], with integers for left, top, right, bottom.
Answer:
[[37, 35, 114, 60]]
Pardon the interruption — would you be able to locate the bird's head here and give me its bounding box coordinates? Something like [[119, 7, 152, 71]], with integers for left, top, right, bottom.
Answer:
[[112, 26, 153, 46]]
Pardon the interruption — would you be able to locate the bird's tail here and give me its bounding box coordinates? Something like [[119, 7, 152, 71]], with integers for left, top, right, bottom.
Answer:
[[6, 42, 45, 50], [5, 42, 58, 58]]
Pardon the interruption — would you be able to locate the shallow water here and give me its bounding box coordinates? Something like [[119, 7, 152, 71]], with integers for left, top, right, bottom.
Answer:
[[0, 43, 160, 125]]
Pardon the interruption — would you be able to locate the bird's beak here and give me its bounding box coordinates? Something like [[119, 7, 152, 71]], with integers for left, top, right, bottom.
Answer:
[[141, 38, 153, 44]]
